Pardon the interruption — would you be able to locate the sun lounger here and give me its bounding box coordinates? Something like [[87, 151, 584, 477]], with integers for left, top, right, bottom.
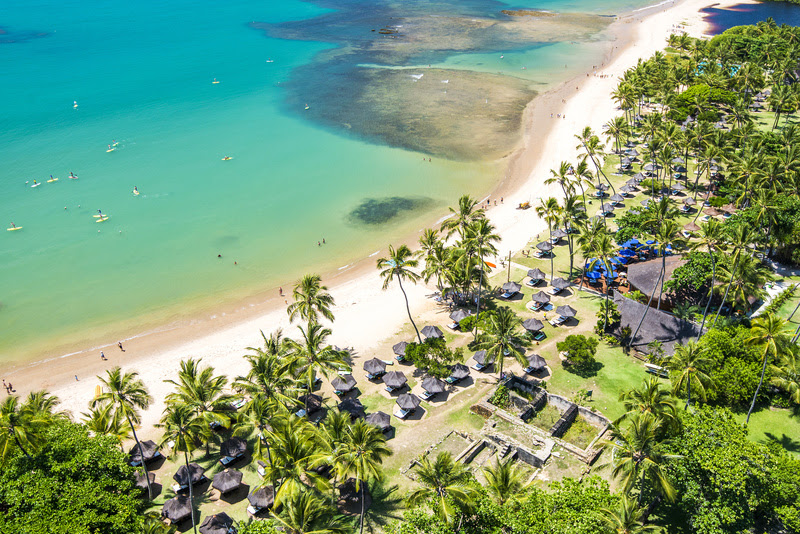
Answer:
[[549, 316, 567, 327], [499, 291, 514, 299], [421, 390, 436, 401], [448, 321, 459, 330], [172, 483, 187, 493], [445, 375, 463, 384], [295, 408, 308, 418], [526, 279, 542, 287], [472, 362, 486, 371], [549, 287, 563, 295], [257, 461, 267, 478], [247, 505, 261, 516], [219, 454, 243, 467], [385, 385, 399, 393], [393, 408, 411, 419]]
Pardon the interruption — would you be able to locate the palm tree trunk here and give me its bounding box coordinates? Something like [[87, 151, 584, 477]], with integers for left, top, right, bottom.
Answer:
[[185, 448, 198, 534], [11, 429, 31, 459], [398, 278, 422, 343], [629, 269, 664, 348], [713, 253, 740, 327], [697, 251, 716, 340], [360, 481, 366, 534], [474, 252, 484, 341], [686, 373, 692, 408], [126, 413, 153, 500], [656, 254, 666, 311], [746, 351, 769, 424], [548, 224, 554, 281]]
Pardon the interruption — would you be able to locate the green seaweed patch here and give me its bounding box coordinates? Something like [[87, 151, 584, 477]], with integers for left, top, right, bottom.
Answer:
[[349, 196, 435, 225]]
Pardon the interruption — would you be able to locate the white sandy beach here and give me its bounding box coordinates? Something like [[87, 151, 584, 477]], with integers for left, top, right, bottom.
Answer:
[[5, 0, 754, 436]]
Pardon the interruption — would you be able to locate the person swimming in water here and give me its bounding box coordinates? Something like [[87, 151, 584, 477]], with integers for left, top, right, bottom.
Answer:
[[134, 186, 138, 194]]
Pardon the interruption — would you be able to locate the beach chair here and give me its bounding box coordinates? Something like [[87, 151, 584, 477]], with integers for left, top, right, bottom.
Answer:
[[549, 287, 563, 296], [420, 390, 436, 401], [472, 362, 486, 371], [257, 461, 267, 478], [393, 408, 411, 419]]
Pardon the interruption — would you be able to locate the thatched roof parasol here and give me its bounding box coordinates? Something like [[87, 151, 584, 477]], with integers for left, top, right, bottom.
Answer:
[[212, 469, 243, 494], [363, 358, 386, 375], [396, 393, 421, 411], [421, 325, 444, 339], [522, 318, 545, 332], [199, 512, 234, 534], [332, 374, 357, 393], [162, 496, 192, 523], [421, 377, 446, 394], [382, 371, 407, 389], [248, 486, 275, 509], [174, 462, 205, 487], [365, 411, 391, 431]]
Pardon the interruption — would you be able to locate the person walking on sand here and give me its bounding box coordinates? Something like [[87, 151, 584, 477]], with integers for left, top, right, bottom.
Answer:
[[279, 287, 284, 297], [100, 351, 106, 361], [118, 341, 124, 352], [2, 379, 6, 393]]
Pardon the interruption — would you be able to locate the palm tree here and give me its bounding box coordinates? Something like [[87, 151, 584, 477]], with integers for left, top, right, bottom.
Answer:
[[715, 253, 772, 316], [464, 218, 500, 339], [770, 350, 800, 405], [479, 307, 527, 378], [745, 314, 791, 424], [664, 342, 712, 408], [441, 195, 485, 240], [576, 127, 616, 195], [287, 274, 336, 324], [23, 390, 67, 419], [616, 377, 679, 434], [264, 415, 327, 504], [406, 451, 477, 524], [92, 367, 154, 498], [536, 197, 562, 280], [482, 456, 529, 504], [143, 511, 177, 534], [234, 395, 276, 470], [81, 403, 131, 447], [377, 244, 423, 343], [712, 226, 756, 326], [316, 409, 353, 505], [0, 395, 49, 464], [157, 403, 207, 534], [604, 413, 677, 504], [164, 358, 234, 450], [271, 492, 352, 534], [691, 220, 725, 337], [561, 194, 587, 275], [592, 232, 617, 332], [545, 161, 576, 198], [234, 330, 298, 409], [600, 494, 662, 534], [288, 322, 349, 410], [336, 419, 391, 534]]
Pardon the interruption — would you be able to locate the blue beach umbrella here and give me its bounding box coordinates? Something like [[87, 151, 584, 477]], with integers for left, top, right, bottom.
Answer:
[[619, 249, 636, 257], [646, 240, 656, 245], [586, 271, 602, 280]]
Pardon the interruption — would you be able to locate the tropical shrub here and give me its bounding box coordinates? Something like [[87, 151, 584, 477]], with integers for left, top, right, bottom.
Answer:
[[557, 335, 599, 372], [405, 338, 463, 379]]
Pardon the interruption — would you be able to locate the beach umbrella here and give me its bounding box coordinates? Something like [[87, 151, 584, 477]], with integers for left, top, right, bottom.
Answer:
[[610, 193, 625, 202], [601, 203, 615, 212], [331, 374, 357, 393], [620, 157, 632, 165], [643, 162, 661, 171], [365, 411, 391, 432], [626, 140, 637, 148], [449, 363, 470, 380], [586, 271, 602, 280], [673, 165, 687, 173], [396, 393, 421, 411], [212, 469, 243, 494], [626, 147, 640, 156], [619, 249, 636, 257], [449, 309, 470, 323], [527, 354, 547, 371], [551, 277, 569, 290], [531, 290, 550, 303], [527, 268, 546, 280], [338, 397, 365, 418], [721, 203, 737, 214], [502, 281, 521, 293], [671, 156, 685, 164], [597, 183, 609, 191], [174, 462, 205, 487], [640, 199, 650, 207], [684, 222, 701, 232], [522, 318, 544, 332], [135, 471, 156, 491], [536, 241, 553, 252], [672, 183, 685, 191], [129, 440, 159, 464], [298, 393, 323, 412], [620, 185, 635, 193], [199, 512, 235, 534], [683, 197, 696, 205], [365, 411, 391, 431], [421, 325, 444, 339], [392, 341, 408, 357], [704, 207, 720, 216], [556, 305, 577, 318], [473, 350, 495, 366], [383, 371, 407, 389], [610, 256, 625, 266], [248, 486, 275, 510], [646, 239, 656, 245], [551, 228, 568, 239], [633, 172, 646, 182], [422, 377, 446, 394], [220, 437, 247, 459], [363, 358, 387, 375], [162, 496, 192, 523]]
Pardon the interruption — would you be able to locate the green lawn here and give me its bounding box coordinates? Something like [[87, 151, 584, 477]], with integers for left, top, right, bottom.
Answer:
[[735, 407, 800, 458]]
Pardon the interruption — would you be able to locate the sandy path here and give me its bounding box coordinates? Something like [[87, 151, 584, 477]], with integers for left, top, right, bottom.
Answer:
[[3, 0, 752, 435]]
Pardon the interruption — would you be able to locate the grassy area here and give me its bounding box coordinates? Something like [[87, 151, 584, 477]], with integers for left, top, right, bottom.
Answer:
[[528, 403, 562, 431], [562, 415, 600, 449], [735, 407, 800, 458]]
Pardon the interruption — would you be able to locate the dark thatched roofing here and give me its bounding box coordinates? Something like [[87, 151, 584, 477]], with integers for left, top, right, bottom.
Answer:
[[129, 440, 159, 464], [625, 256, 686, 298], [200, 512, 234, 534], [248, 486, 275, 509], [613, 291, 702, 355], [220, 437, 246, 458], [332, 374, 357, 392], [163, 496, 192, 523], [174, 462, 205, 486], [365, 411, 391, 431], [212, 469, 243, 494]]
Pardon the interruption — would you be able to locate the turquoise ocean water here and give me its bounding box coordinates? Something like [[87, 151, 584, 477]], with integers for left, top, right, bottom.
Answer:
[[0, 0, 654, 365]]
